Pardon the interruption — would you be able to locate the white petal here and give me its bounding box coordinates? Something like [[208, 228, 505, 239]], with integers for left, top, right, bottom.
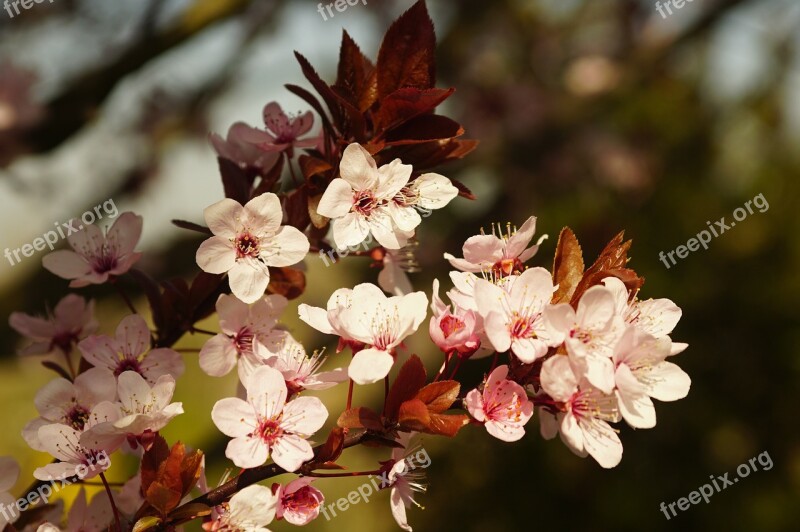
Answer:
[[412, 173, 458, 209], [349, 349, 394, 385], [262, 226, 309, 267], [196, 236, 236, 274], [317, 179, 354, 219], [540, 355, 578, 402], [645, 361, 691, 402], [203, 198, 243, 238], [331, 213, 371, 250], [228, 259, 270, 304], [244, 193, 283, 234], [339, 143, 379, 190]]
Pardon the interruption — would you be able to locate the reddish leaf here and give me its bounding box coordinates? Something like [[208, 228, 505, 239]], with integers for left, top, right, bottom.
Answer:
[[145, 482, 181, 517], [450, 178, 477, 200], [141, 435, 171, 494], [416, 381, 460, 414], [283, 186, 311, 231], [571, 231, 644, 305], [384, 115, 464, 146], [252, 154, 284, 197], [398, 398, 431, 431], [426, 413, 470, 437], [299, 155, 333, 180], [375, 87, 454, 132], [308, 194, 328, 229], [285, 83, 335, 138], [217, 157, 250, 204], [376, 0, 436, 98], [336, 30, 378, 113], [129, 269, 166, 333], [337, 407, 383, 431], [41, 360, 72, 380], [384, 355, 427, 420], [314, 427, 345, 464], [552, 227, 584, 304], [267, 267, 306, 300], [178, 449, 204, 499]]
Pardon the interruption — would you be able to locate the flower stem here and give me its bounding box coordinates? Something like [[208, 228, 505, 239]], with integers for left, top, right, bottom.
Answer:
[[307, 469, 381, 479], [191, 327, 217, 336], [100, 472, 123, 532], [113, 280, 138, 314]]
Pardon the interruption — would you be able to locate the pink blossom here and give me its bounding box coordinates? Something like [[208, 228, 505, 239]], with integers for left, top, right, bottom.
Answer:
[[0, 457, 20, 529], [299, 283, 427, 384], [78, 314, 184, 385], [255, 334, 347, 397], [82, 371, 183, 451], [429, 279, 481, 356], [276, 477, 324, 526], [33, 403, 121, 480], [544, 285, 623, 393], [196, 192, 310, 304], [9, 294, 97, 356], [465, 365, 533, 442], [612, 326, 690, 429], [246, 102, 318, 156], [42, 212, 143, 287], [444, 217, 546, 275], [539, 355, 622, 468], [377, 249, 414, 296], [199, 294, 290, 377], [22, 367, 117, 452], [383, 433, 428, 532], [202, 484, 278, 532], [209, 122, 281, 175], [474, 267, 560, 363], [211, 365, 328, 471]]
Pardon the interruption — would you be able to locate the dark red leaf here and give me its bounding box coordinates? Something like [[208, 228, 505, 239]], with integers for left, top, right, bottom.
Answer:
[[375, 87, 454, 132], [384, 355, 427, 420], [384, 115, 464, 146], [450, 178, 477, 200], [267, 267, 306, 300], [283, 186, 311, 231], [129, 268, 166, 335], [217, 157, 250, 204], [314, 427, 346, 463], [299, 155, 333, 180], [141, 435, 171, 495], [337, 408, 383, 431], [285, 83, 335, 139], [571, 231, 644, 305], [552, 227, 584, 304], [376, 0, 436, 98], [416, 380, 460, 414], [426, 413, 470, 437], [398, 398, 431, 431], [41, 361, 72, 380], [337, 30, 378, 113], [252, 154, 284, 197]]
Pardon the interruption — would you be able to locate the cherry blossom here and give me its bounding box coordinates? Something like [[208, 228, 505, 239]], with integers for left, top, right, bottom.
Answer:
[[33, 404, 120, 480], [297, 284, 371, 352], [300, 283, 427, 384], [36, 487, 113, 532], [429, 279, 481, 356], [202, 484, 278, 532], [22, 367, 117, 452], [196, 192, 310, 304], [387, 173, 458, 233], [211, 365, 328, 471], [474, 267, 560, 363], [210, 122, 281, 175], [544, 285, 623, 393], [254, 334, 347, 397], [602, 276, 685, 352], [199, 294, 290, 377], [316, 143, 418, 250], [612, 326, 691, 429], [78, 314, 184, 384], [42, 212, 143, 287], [377, 248, 414, 296], [9, 294, 97, 356], [275, 477, 324, 526], [444, 217, 546, 275], [384, 433, 428, 532], [465, 365, 534, 442], [245, 102, 318, 156], [0, 457, 20, 529], [539, 355, 622, 468], [82, 371, 183, 451]]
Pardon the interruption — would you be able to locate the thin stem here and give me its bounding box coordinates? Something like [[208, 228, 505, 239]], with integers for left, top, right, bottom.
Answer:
[[448, 357, 464, 380], [100, 472, 123, 532], [346, 379, 354, 410], [113, 281, 138, 314], [62, 348, 76, 380], [286, 153, 300, 185], [433, 350, 454, 382], [489, 351, 500, 373], [307, 469, 381, 479], [384, 376, 390, 402], [191, 327, 218, 336]]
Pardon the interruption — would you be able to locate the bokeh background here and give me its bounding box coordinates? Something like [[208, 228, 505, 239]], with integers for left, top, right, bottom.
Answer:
[[1, 0, 799, 530]]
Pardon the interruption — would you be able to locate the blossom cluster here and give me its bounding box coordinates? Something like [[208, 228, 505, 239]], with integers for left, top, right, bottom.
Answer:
[[2, 2, 691, 532]]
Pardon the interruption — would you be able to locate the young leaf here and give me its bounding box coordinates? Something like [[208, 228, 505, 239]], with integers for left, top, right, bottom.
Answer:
[[398, 398, 432, 431], [337, 30, 378, 113], [415, 381, 460, 413], [384, 115, 463, 146], [376, 0, 436, 98], [571, 231, 644, 305], [217, 157, 251, 205], [426, 413, 470, 437], [267, 267, 306, 300], [384, 355, 427, 419], [314, 427, 346, 463], [375, 87, 454, 132], [337, 407, 383, 431], [551, 227, 584, 304]]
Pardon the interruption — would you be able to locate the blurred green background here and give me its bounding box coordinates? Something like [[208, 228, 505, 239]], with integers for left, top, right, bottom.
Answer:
[[1, 0, 799, 530]]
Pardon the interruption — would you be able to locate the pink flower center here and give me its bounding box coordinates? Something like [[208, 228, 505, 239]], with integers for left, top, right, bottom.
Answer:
[[353, 190, 379, 217], [66, 405, 90, 431], [282, 486, 321, 515], [510, 313, 537, 340], [50, 330, 78, 353], [114, 357, 143, 377], [492, 258, 523, 278], [91, 248, 120, 274], [233, 327, 254, 355], [256, 417, 284, 446], [235, 232, 260, 259], [440, 315, 465, 339], [569, 328, 593, 344], [486, 389, 525, 423]]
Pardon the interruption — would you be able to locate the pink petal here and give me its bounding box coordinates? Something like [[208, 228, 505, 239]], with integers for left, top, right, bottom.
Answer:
[[203, 198, 243, 238], [263, 226, 309, 267], [348, 348, 394, 385], [338, 143, 378, 190], [115, 315, 150, 358], [212, 398, 257, 438], [199, 334, 239, 377], [216, 294, 250, 335], [317, 178, 355, 219], [106, 212, 143, 257], [271, 433, 313, 472], [42, 250, 92, 280], [246, 366, 287, 420], [196, 236, 236, 274], [228, 259, 270, 304], [226, 436, 269, 469], [244, 192, 283, 234], [280, 396, 327, 435]]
